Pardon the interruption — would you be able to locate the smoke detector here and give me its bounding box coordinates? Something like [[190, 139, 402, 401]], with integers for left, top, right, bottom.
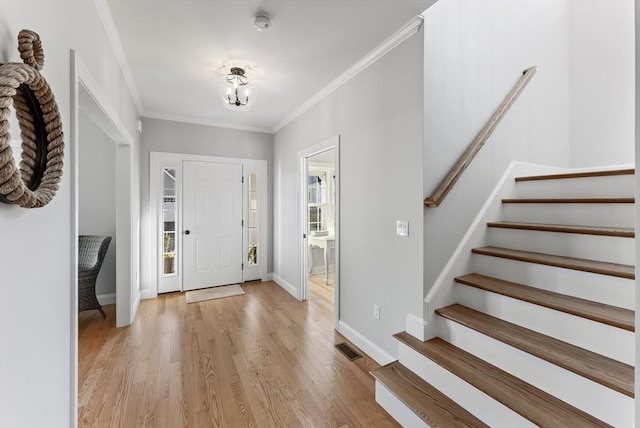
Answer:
[[253, 14, 272, 31]]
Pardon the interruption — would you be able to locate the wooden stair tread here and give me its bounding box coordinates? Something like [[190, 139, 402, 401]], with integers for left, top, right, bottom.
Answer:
[[471, 246, 635, 279], [515, 169, 634, 182], [455, 273, 634, 331], [435, 304, 634, 397], [371, 361, 489, 427], [487, 221, 635, 238], [502, 197, 634, 204], [394, 333, 611, 427]]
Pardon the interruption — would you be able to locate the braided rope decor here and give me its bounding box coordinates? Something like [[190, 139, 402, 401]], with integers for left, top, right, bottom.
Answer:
[[0, 29, 64, 208]]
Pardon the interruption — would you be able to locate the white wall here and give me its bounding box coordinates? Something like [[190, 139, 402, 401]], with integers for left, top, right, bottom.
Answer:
[[79, 110, 117, 296], [569, 0, 635, 167], [0, 2, 140, 426], [274, 30, 425, 357], [422, 0, 572, 300], [139, 117, 273, 294]]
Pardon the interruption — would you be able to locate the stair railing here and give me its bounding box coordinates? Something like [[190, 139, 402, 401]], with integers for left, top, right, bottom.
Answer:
[[424, 66, 537, 208]]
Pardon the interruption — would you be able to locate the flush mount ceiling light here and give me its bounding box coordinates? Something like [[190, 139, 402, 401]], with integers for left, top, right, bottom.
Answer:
[[222, 66, 256, 112], [253, 14, 272, 31]]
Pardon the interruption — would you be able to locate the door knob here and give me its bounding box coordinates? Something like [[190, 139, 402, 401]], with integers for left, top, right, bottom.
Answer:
[[184, 230, 190, 235]]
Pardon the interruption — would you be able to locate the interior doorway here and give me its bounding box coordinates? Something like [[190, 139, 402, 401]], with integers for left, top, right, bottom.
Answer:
[[299, 136, 340, 329], [71, 51, 139, 422]]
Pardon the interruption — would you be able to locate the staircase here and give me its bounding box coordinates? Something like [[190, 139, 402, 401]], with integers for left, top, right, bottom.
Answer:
[[372, 168, 636, 427]]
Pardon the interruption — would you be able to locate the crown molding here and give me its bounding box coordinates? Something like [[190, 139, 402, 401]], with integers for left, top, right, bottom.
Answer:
[[272, 14, 424, 134], [143, 111, 273, 134], [94, 0, 144, 115]]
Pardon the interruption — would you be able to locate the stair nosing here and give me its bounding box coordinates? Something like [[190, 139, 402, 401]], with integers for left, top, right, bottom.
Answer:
[[371, 361, 489, 428], [486, 221, 635, 238], [501, 197, 634, 204], [471, 246, 635, 279], [433, 305, 634, 397], [455, 273, 634, 331], [515, 169, 634, 182], [394, 333, 611, 427]]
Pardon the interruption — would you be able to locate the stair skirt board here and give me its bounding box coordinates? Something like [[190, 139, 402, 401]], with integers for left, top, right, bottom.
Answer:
[[471, 255, 635, 310], [486, 227, 635, 266], [501, 203, 635, 229], [454, 284, 635, 365], [437, 318, 633, 426], [398, 343, 537, 427], [374, 381, 430, 428]]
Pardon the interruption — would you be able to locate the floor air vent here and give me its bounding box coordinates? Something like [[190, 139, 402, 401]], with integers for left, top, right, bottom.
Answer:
[[335, 342, 362, 361]]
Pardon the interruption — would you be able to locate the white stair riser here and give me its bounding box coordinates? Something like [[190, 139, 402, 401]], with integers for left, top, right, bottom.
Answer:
[[471, 255, 635, 310], [454, 285, 635, 365], [487, 228, 635, 265], [374, 382, 430, 428], [439, 317, 634, 427], [515, 175, 634, 199], [501, 203, 634, 229], [398, 343, 535, 427]]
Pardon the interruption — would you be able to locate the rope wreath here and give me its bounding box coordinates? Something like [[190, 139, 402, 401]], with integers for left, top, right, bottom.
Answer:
[[0, 29, 64, 208]]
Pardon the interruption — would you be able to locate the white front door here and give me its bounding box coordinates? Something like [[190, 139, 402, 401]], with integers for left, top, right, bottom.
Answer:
[[182, 161, 243, 291]]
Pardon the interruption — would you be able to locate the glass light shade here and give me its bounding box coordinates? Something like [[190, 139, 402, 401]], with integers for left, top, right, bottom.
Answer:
[[222, 84, 257, 112]]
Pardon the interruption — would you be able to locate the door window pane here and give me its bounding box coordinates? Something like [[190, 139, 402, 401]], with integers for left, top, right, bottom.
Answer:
[[247, 172, 258, 266], [162, 168, 177, 276]]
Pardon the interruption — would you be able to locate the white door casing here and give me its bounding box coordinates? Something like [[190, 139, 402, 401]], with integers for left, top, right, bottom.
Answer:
[[183, 161, 243, 290]]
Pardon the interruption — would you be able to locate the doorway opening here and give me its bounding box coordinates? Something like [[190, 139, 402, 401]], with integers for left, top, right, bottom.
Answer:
[[299, 136, 340, 329], [71, 51, 139, 422]]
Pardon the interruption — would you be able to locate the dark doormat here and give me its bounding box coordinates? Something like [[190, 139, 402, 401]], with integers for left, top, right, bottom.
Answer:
[[335, 342, 362, 361]]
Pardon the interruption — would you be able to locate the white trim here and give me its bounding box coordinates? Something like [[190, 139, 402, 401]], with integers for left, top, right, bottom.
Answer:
[[140, 289, 155, 300], [405, 313, 427, 341], [70, 50, 139, 427], [148, 152, 268, 297], [565, 163, 635, 173], [338, 321, 395, 365], [273, 16, 424, 133], [298, 136, 340, 329], [97, 293, 116, 305], [375, 382, 429, 428], [93, 0, 143, 114], [273, 273, 297, 298], [143, 112, 273, 134]]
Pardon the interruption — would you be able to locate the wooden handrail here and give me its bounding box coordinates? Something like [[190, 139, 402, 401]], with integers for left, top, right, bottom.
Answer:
[[424, 66, 537, 207]]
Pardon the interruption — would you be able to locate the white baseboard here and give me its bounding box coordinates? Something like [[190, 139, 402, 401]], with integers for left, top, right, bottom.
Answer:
[[263, 272, 273, 281], [338, 320, 395, 365], [132, 291, 141, 319], [140, 289, 155, 300], [273, 273, 298, 299], [96, 293, 116, 305], [308, 265, 335, 275], [405, 313, 427, 341]]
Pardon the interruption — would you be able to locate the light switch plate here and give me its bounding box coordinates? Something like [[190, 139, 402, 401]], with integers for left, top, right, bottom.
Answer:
[[396, 220, 409, 237]]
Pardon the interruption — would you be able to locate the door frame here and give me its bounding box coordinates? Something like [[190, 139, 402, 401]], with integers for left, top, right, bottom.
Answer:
[[149, 152, 268, 296], [70, 50, 138, 425], [298, 135, 340, 329]]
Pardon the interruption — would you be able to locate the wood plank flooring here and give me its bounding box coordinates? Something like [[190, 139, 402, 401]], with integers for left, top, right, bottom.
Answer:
[[78, 280, 398, 427]]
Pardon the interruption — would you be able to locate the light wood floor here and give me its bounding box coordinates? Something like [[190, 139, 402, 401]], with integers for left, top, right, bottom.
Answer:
[[78, 280, 399, 427]]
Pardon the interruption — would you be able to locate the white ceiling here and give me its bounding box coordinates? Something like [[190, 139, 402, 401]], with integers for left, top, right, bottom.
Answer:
[[104, 0, 435, 133]]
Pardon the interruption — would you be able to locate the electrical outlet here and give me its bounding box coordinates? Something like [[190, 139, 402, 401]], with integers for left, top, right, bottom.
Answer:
[[396, 220, 409, 237], [373, 304, 380, 319]]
